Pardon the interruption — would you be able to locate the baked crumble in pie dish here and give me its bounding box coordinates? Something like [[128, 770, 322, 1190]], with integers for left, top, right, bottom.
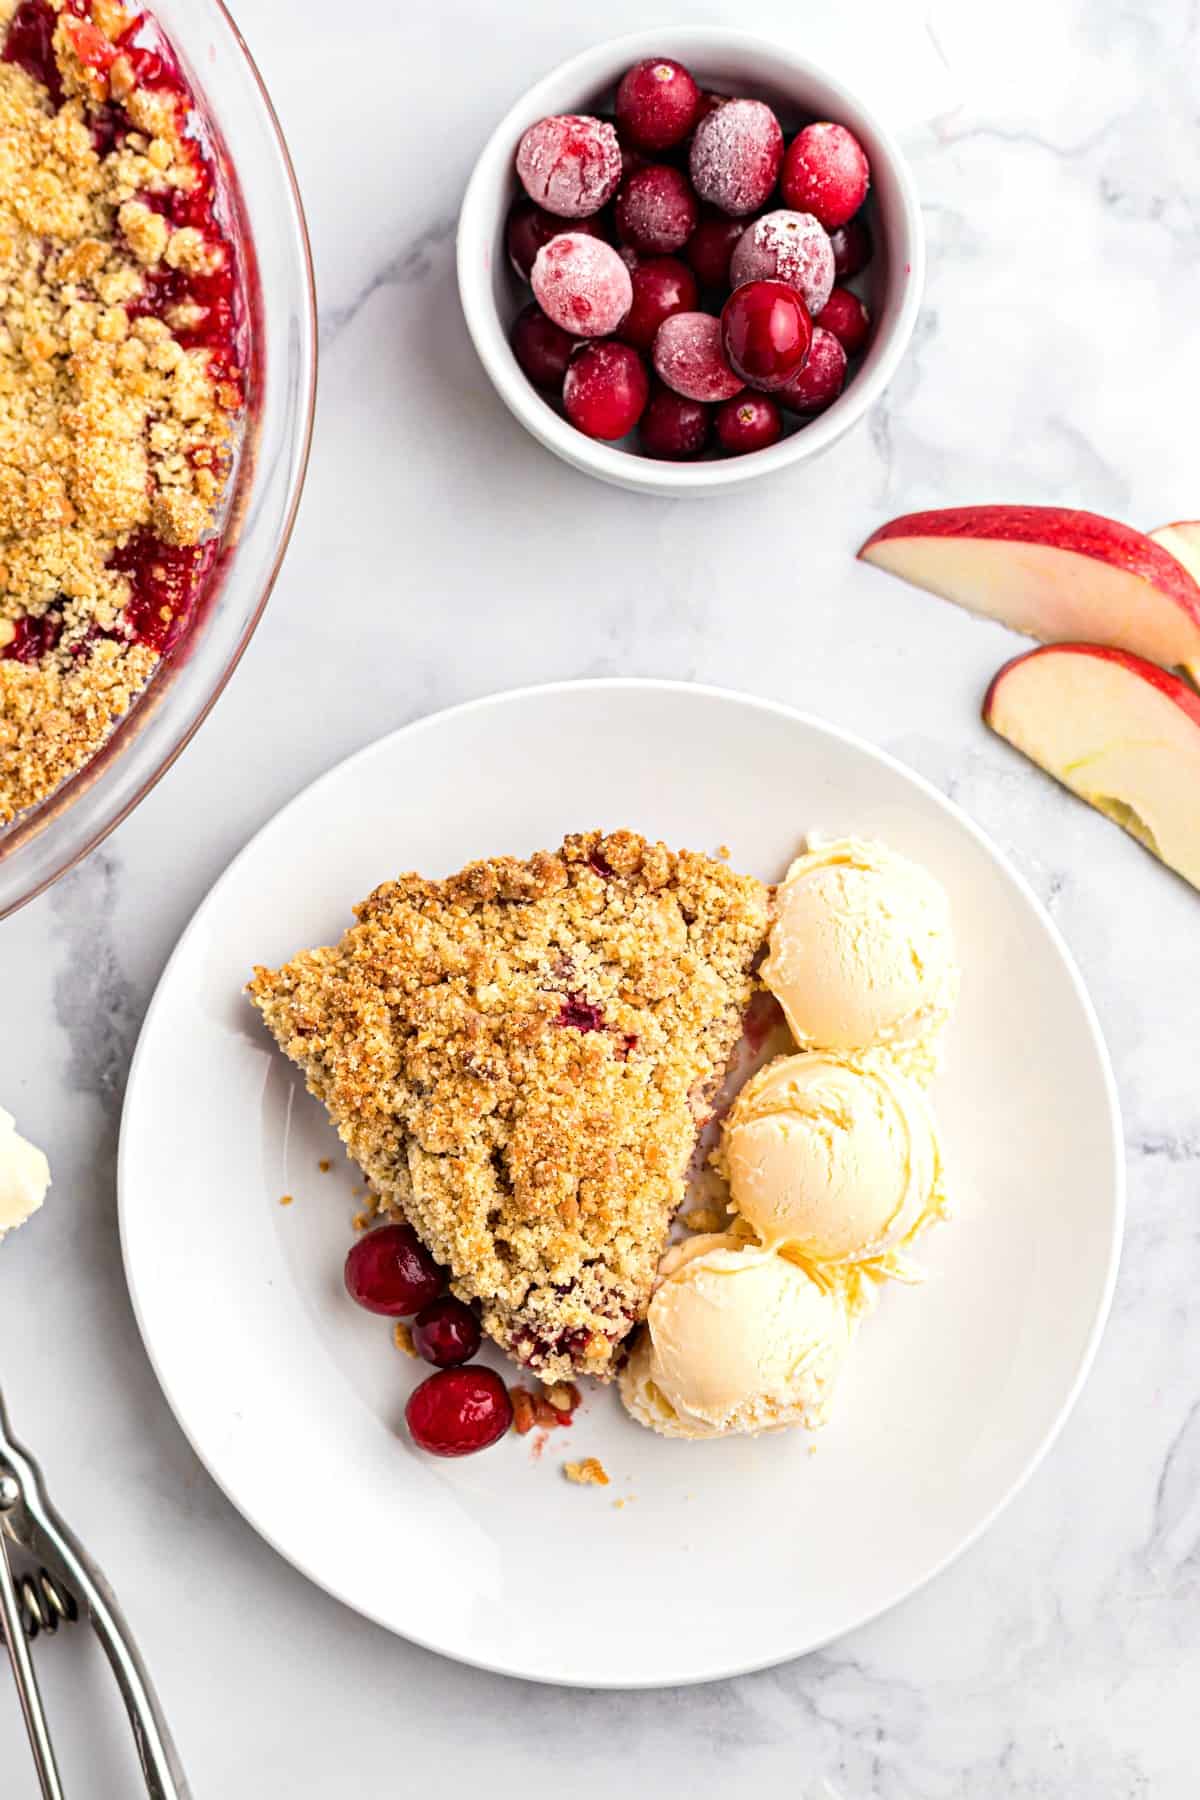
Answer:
[[0, 0, 248, 828], [249, 830, 770, 1384]]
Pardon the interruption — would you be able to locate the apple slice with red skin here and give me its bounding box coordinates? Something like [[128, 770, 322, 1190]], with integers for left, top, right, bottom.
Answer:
[[1148, 520, 1200, 589], [983, 643, 1200, 891], [859, 505, 1200, 680]]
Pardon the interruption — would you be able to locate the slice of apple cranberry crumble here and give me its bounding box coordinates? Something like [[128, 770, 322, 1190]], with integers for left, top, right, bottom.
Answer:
[[249, 830, 768, 1383]]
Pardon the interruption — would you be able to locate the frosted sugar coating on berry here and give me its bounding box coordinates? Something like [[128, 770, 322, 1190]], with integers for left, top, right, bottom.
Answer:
[[653, 311, 744, 403], [730, 211, 834, 315], [516, 114, 622, 219], [689, 98, 784, 217], [781, 123, 870, 230], [531, 233, 633, 336], [615, 163, 699, 255], [778, 326, 848, 414]]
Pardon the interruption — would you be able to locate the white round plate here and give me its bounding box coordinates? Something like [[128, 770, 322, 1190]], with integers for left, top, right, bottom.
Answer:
[[120, 681, 1123, 1687]]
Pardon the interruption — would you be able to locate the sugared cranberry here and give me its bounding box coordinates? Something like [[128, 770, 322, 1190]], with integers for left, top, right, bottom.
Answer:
[[714, 392, 783, 455], [830, 215, 873, 279], [815, 286, 871, 356], [405, 1366, 513, 1457], [411, 1296, 482, 1368], [516, 113, 622, 218], [344, 1224, 443, 1317], [689, 98, 784, 216], [563, 341, 649, 439], [685, 208, 749, 290], [506, 198, 602, 279], [510, 302, 574, 389], [531, 233, 632, 336], [778, 326, 847, 413], [638, 381, 711, 459], [781, 123, 870, 230], [617, 255, 698, 351], [615, 164, 699, 256], [721, 280, 812, 391], [729, 210, 834, 315], [653, 311, 743, 402], [616, 57, 700, 152]]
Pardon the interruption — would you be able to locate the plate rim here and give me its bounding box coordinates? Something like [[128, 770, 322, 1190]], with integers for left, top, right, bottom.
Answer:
[[118, 677, 1125, 1687]]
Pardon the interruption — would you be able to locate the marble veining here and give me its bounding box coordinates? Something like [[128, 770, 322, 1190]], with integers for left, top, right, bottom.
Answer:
[[0, 0, 1198, 1793]]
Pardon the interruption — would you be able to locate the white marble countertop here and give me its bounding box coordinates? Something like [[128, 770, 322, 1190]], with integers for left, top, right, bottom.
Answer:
[[2, 0, 1199, 1791]]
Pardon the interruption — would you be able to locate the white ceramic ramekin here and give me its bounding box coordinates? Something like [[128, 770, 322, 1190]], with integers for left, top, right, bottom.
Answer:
[[457, 26, 924, 497]]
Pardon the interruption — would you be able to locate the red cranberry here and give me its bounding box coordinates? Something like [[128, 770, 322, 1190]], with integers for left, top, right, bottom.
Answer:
[[721, 280, 812, 391], [685, 208, 749, 289], [778, 326, 847, 414], [563, 340, 649, 439], [615, 164, 699, 256], [617, 255, 698, 351], [531, 233, 632, 336], [714, 392, 783, 455], [344, 1223, 443, 1317], [653, 311, 744, 402], [781, 123, 870, 230], [729, 210, 834, 315], [615, 57, 700, 152], [405, 1366, 513, 1457], [510, 302, 574, 389], [692, 91, 730, 130], [815, 286, 871, 356], [830, 215, 873, 279], [516, 114, 622, 219], [689, 98, 783, 216], [638, 381, 711, 459], [411, 1296, 482, 1368], [506, 199, 603, 280]]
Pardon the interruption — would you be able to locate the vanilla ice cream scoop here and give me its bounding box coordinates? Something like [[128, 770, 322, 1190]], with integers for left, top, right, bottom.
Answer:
[[0, 1108, 50, 1240], [762, 837, 958, 1077], [619, 1235, 852, 1439], [721, 1052, 943, 1263]]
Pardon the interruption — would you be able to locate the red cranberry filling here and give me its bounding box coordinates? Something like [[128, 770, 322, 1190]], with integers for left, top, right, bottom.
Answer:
[[2, 610, 63, 664], [3, 0, 63, 101], [556, 991, 608, 1032], [2, 0, 246, 676]]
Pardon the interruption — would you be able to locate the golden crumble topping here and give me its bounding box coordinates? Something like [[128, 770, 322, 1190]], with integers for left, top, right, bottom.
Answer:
[[249, 831, 769, 1384], [0, 0, 244, 825]]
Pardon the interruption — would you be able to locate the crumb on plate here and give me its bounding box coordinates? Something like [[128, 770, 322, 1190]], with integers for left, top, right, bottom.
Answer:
[[564, 1457, 610, 1488], [393, 1322, 416, 1357]]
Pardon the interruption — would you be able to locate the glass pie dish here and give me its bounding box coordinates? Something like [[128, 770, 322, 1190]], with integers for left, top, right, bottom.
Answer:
[[0, 0, 316, 920]]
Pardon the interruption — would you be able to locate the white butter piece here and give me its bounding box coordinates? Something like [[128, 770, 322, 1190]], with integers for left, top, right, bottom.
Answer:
[[0, 1107, 50, 1238]]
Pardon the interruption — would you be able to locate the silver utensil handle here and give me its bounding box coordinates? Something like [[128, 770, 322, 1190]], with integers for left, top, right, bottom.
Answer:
[[41, 1513, 192, 1800], [0, 1497, 65, 1800]]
